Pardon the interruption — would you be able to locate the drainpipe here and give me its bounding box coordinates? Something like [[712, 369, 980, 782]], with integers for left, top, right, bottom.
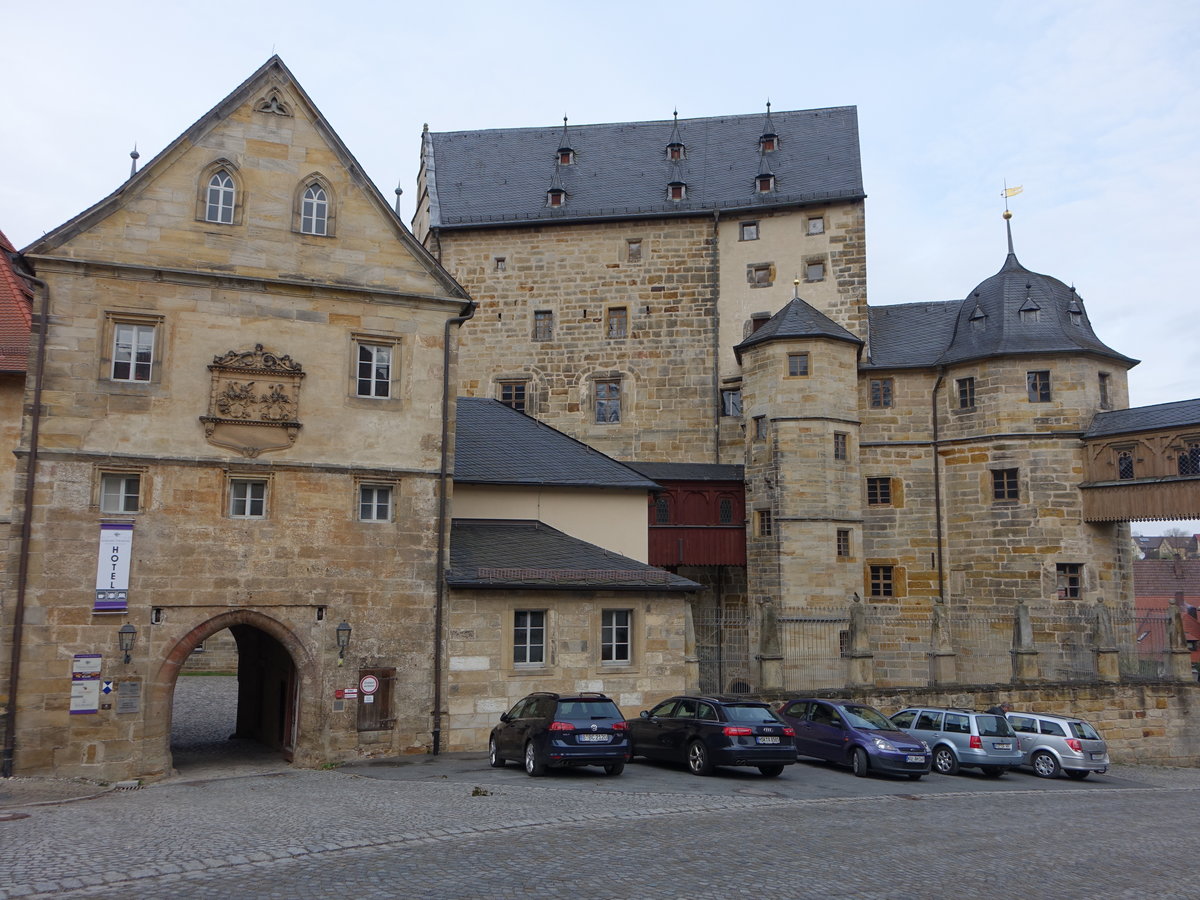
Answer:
[[2, 270, 50, 778], [431, 298, 476, 755], [710, 210, 721, 464], [931, 368, 946, 603]]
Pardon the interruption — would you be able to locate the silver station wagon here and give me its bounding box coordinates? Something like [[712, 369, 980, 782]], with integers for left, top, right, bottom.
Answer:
[[891, 707, 1023, 777], [1006, 711, 1109, 779]]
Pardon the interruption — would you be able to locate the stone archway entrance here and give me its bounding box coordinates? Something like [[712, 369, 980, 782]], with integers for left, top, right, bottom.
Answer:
[[155, 611, 311, 775]]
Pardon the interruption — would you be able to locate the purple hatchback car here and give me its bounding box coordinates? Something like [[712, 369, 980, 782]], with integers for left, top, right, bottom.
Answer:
[[777, 698, 932, 780]]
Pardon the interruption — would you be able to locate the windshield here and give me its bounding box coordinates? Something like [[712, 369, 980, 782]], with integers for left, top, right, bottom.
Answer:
[[1070, 721, 1102, 741], [976, 715, 1014, 737], [723, 704, 781, 724], [842, 705, 897, 731], [559, 700, 622, 720]]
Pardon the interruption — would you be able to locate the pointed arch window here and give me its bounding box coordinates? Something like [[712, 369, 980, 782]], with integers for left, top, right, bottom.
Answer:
[[206, 171, 235, 224], [301, 184, 329, 235]]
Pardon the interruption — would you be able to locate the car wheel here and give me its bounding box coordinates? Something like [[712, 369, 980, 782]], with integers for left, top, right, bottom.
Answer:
[[488, 737, 505, 768], [907, 773, 923, 781], [851, 748, 870, 778], [933, 746, 959, 775], [758, 764, 784, 778], [980, 766, 1006, 778], [1064, 769, 1090, 780], [1031, 750, 1061, 779], [687, 740, 713, 776], [602, 762, 625, 776], [523, 741, 546, 777]]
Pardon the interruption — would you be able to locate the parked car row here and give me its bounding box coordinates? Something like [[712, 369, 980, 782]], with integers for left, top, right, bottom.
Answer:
[[487, 691, 1110, 782]]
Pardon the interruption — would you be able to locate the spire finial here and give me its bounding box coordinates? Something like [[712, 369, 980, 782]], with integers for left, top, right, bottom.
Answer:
[[129, 144, 140, 179], [394, 181, 403, 214], [1001, 180, 1022, 256], [793, 278, 800, 299]]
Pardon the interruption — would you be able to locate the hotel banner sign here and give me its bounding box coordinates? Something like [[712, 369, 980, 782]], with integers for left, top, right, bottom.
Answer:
[[94, 523, 133, 613]]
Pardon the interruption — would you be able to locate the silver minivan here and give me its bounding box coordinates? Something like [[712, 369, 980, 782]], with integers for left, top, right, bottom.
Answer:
[[891, 707, 1024, 777], [1006, 711, 1109, 779]]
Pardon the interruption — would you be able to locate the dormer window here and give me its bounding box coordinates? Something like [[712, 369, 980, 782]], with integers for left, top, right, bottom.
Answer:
[[547, 188, 566, 208], [1019, 296, 1041, 324], [668, 182, 687, 201], [756, 174, 775, 193], [666, 142, 685, 161], [760, 134, 779, 152], [557, 148, 575, 165]]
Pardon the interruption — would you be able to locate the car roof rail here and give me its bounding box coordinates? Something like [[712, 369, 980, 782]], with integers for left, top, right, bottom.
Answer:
[[576, 691, 609, 698]]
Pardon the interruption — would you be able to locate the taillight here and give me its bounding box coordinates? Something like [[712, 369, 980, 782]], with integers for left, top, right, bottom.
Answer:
[[969, 735, 982, 749], [782, 726, 795, 737], [548, 721, 574, 732], [723, 725, 753, 736], [1066, 738, 1082, 752], [612, 721, 628, 731]]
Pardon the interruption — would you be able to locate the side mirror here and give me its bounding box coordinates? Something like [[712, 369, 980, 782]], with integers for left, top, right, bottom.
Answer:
[[640, 710, 651, 718], [499, 713, 510, 723]]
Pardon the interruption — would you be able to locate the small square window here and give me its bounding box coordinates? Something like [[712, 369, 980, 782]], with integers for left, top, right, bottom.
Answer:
[[787, 352, 810, 377], [627, 239, 642, 263], [356, 342, 393, 398], [869, 378, 894, 409], [833, 432, 848, 461], [1056, 563, 1082, 599], [992, 468, 1019, 501], [757, 174, 775, 193], [534, 310, 554, 341], [748, 264, 773, 286], [740, 222, 759, 241], [754, 416, 767, 440], [957, 377, 976, 410], [760, 136, 777, 152], [558, 150, 574, 165], [721, 388, 743, 417], [807, 217, 825, 236], [867, 477, 892, 506], [869, 565, 894, 597], [229, 479, 267, 518], [494, 257, 507, 272], [498, 380, 527, 412], [359, 484, 392, 522], [514, 610, 546, 666], [805, 260, 826, 282], [547, 189, 565, 208], [100, 473, 141, 514], [668, 183, 687, 201], [595, 379, 621, 423], [1027, 370, 1052, 403], [836, 529, 851, 558], [606, 307, 628, 339], [601, 609, 632, 664], [756, 509, 773, 537]]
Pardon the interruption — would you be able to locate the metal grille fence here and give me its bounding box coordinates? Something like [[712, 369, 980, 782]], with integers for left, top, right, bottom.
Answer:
[[693, 606, 753, 695], [778, 617, 849, 692]]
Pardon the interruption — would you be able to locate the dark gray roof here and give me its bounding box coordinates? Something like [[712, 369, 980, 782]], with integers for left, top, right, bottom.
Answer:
[[626, 462, 744, 482], [734, 296, 862, 362], [454, 397, 659, 489], [1084, 398, 1200, 438], [865, 301, 961, 369], [449, 519, 702, 591], [422, 107, 864, 229]]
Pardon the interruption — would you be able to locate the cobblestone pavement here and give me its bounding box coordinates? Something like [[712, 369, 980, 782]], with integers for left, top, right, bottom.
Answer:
[[2, 676, 1199, 898]]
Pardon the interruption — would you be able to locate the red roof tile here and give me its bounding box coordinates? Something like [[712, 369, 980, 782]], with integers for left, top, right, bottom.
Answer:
[[0, 228, 33, 373]]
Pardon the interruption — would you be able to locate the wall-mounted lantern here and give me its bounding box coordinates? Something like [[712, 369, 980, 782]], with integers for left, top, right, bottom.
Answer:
[[118, 624, 137, 664], [335, 621, 351, 666]]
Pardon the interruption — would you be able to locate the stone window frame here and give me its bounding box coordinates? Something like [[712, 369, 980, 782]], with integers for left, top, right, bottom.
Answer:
[[1027, 370, 1052, 403], [598, 608, 636, 669], [558, 149, 575, 166], [869, 377, 894, 409], [226, 472, 273, 520], [355, 477, 398, 523], [497, 378, 530, 413], [546, 188, 566, 208], [533, 310, 554, 341], [667, 182, 687, 201], [594, 376, 622, 424], [833, 432, 848, 461], [747, 262, 774, 287], [625, 239, 643, 263], [513, 609, 549, 668], [756, 174, 775, 194], [804, 256, 827, 283], [753, 415, 767, 441], [721, 387, 743, 417], [836, 528, 852, 559], [606, 306, 629, 340], [666, 142, 686, 161], [991, 467, 1020, 503], [866, 476, 897, 507], [347, 333, 403, 410], [787, 352, 810, 377], [1055, 563, 1083, 599], [867, 563, 904, 598], [195, 158, 245, 226], [102, 311, 165, 386], [95, 466, 149, 515], [740, 221, 759, 241], [956, 376, 976, 410], [1098, 372, 1112, 409], [292, 173, 337, 237], [755, 508, 773, 538], [806, 215, 825, 236], [494, 256, 507, 272]]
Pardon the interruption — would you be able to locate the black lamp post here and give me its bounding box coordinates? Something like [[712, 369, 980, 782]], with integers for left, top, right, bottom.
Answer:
[[118, 624, 137, 664], [335, 622, 351, 667]]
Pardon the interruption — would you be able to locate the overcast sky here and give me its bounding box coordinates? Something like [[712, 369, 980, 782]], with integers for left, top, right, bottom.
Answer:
[[3, 1, 1197, 533]]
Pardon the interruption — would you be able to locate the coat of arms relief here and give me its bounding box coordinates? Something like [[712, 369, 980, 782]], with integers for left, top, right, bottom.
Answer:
[[200, 344, 304, 457]]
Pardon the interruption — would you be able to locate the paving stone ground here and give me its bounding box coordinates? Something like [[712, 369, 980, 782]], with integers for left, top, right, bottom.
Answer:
[[2, 676, 1199, 899]]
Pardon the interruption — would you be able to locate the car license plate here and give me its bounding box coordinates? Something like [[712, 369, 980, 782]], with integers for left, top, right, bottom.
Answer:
[[905, 755, 925, 764], [757, 736, 780, 744], [1090, 752, 1104, 760], [577, 734, 610, 743], [993, 742, 1012, 750]]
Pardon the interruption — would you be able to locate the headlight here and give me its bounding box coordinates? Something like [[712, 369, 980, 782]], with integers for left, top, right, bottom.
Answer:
[[871, 737, 897, 752], [920, 740, 930, 752]]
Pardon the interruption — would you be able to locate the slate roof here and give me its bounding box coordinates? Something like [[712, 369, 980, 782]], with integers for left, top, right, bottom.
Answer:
[[0, 229, 33, 372], [864, 301, 961, 369], [454, 397, 659, 489], [422, 107, 864, 229], [449, 519, 703, 591], [626, 462, 744, 482], [734, 296, 862, 361], [1084, 398, 1200, 439]]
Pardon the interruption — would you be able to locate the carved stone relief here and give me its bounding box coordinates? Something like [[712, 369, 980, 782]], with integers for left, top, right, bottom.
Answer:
[[200, 344, 304, 457]]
